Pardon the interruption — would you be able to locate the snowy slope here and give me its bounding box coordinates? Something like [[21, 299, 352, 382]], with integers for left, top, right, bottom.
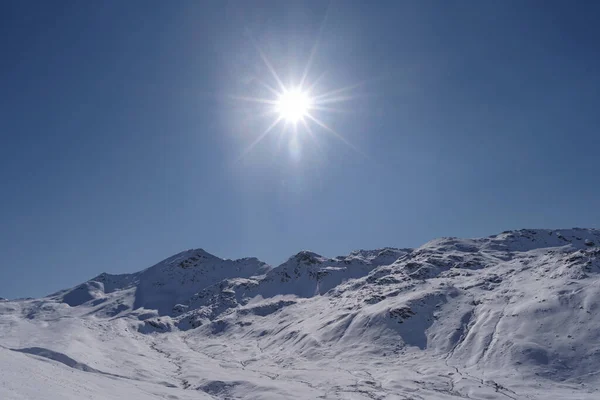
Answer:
[[1, 229, 600, 399]]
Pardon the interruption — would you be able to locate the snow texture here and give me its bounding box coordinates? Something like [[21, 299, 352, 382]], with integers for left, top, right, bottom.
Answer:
[[1, 228, 600, 399]]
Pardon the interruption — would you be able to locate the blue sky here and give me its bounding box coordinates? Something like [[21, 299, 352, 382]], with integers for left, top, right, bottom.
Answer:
[[1, 0, 599, 299]]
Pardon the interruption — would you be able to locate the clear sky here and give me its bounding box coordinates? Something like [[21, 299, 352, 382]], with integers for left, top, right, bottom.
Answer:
[[1, 0, 599, 299]]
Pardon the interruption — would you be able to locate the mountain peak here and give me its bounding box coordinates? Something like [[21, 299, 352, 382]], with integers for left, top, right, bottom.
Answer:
[[289, 250, 324, 264], [3, 228, 600, 399]]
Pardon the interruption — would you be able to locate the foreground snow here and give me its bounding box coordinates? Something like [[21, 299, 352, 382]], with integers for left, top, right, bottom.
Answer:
[[1, 228, 600, 399]]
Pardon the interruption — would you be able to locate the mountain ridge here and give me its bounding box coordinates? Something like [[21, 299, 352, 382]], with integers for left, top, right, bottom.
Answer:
[[50, 227, 600, 298], [1, 227, 599, 399]]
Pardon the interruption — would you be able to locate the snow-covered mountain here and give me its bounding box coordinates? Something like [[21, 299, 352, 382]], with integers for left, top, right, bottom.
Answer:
[[1, 228, 600, 399]]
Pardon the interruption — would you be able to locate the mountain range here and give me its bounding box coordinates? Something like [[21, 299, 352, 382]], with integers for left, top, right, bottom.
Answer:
[[1, 228, 599, 399]]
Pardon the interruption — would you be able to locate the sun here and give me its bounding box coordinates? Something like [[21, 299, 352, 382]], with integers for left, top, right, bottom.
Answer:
[[276, 89, 312, 123], [230, 23, 368, 161]]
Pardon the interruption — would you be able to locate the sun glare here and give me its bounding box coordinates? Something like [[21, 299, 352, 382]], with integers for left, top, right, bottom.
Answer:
[[276, 89, 311, 123], [231, 18, 368, 162]]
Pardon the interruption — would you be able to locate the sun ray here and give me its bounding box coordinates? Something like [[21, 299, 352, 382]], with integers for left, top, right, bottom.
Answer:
[[292, 119, 299, 140], [312, 81, 366, 102], [309, 105, 350, 114], [229, 95, 279, 105], [256, 80, 281, 97], [234, 109, 279, 132], [253, 42, 287, 93], [276, 123, 286, 151], [236, 116, 283, 163], [242, 25, 287, 93], [313, 95, 360, 105], [305, 70, 328, 95], [299, 1, 332, 88], [301, 118, 323, 154], [315, 74, 388, 103], [299, 41, 319, 89], [305, 113, 366, 157]]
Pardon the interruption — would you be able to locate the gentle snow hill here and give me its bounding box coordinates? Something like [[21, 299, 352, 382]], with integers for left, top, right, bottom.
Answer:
[[1, 228, 600, 399]]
